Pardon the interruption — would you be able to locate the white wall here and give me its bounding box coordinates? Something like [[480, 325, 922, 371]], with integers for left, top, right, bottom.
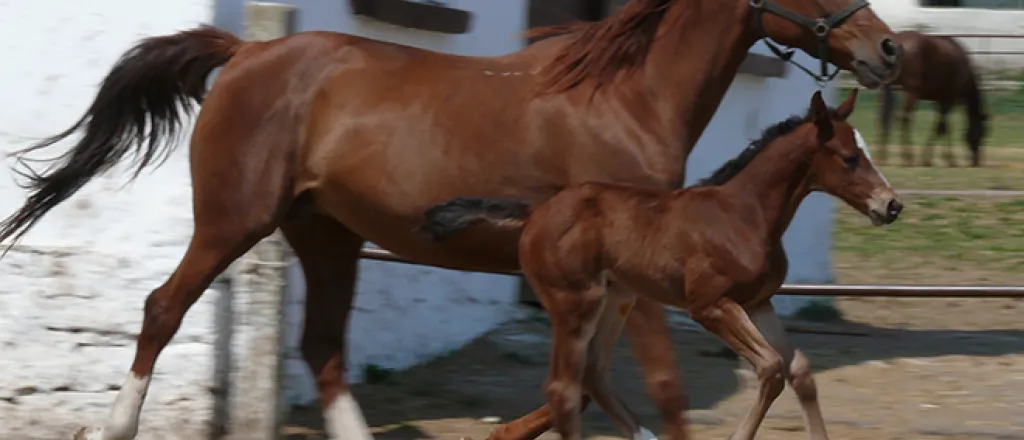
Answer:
[[0, 1, 217, 438], [869, 0, 1024, 70]]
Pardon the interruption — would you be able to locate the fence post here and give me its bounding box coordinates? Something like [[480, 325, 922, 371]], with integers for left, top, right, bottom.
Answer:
[[226, 3, 298, 440]]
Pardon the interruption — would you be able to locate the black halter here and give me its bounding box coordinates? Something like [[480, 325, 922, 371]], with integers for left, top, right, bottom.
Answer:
[[750, 0, 870, 86]]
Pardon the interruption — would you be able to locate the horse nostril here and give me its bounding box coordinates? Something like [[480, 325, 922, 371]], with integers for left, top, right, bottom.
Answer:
[[886, 199, 903, 218], [879, 37, 902, 65]]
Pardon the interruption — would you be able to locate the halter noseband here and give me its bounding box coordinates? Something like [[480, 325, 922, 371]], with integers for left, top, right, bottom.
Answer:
[[750, 0, 870, 86]]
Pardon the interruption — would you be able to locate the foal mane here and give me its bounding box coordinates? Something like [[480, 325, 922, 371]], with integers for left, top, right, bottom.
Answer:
[[695, 109, 817, 187], [527, 0, 675, 94]]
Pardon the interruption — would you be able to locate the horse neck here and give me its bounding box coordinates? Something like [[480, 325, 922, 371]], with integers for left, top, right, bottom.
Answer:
[[642, 0, 759, 147], [723, 137, 814, 240]]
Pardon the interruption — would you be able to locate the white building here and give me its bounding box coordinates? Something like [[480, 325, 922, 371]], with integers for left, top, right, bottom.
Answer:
[[0, 0, 838, 437]]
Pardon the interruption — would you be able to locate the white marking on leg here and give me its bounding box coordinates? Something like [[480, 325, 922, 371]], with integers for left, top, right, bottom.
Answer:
[[325, 391, 374, 440], [854, 128, 891, 186], [79, 374, 151, 440], [634, 426, 659, 440]]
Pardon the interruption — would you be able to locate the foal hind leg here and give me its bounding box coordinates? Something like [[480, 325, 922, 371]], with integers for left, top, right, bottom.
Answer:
[[73, 185, 283, 440], [749, 303, 829, 440], [540, 283, 607, 440], [280, 214, 372, 440], [580, 284, 658, 440]]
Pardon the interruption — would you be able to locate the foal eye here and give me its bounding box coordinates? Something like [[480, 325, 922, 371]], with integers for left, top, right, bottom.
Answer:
[[843, 155, 859, 169]]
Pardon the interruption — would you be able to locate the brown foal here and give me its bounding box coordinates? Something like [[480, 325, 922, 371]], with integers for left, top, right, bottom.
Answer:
[[421, 89, 903, 440], [0, 1, 900, 439]]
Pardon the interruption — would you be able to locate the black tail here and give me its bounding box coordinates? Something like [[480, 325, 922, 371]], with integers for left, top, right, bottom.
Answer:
[[0, 26, 244, 253], [962, 64, 987, 167], [420, 197, 532, 241]]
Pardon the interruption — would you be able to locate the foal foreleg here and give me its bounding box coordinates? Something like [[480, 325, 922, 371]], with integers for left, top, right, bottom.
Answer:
[[691, 297, 784, 440], [748, 304, 829, 440], [281, 216, 372, 440]]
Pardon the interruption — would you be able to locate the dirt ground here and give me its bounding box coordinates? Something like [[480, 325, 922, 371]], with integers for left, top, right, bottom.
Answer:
[[281, 293, 1024, 440]]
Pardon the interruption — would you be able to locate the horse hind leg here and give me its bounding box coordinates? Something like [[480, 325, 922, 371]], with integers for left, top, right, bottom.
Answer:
[[279, 213, 372, 440], [73, 128, 291, 440]]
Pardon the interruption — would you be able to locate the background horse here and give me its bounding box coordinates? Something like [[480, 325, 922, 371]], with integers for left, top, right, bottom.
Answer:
[[0, 1, 900, 439], [878, 30, 988, 167], [420, 89, 902, 440]]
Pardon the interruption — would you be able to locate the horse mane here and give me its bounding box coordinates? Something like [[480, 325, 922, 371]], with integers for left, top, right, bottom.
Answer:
[[695, 110, 816, 187], [527, 0, 675, 95]]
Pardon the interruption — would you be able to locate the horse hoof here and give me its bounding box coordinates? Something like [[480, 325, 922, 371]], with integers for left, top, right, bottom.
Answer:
[[72, 426, 103, 440]]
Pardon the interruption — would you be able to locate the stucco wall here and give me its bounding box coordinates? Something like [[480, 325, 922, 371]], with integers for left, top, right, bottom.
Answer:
[[0, 1, 216, 438], [869, 0, 1024, 70]]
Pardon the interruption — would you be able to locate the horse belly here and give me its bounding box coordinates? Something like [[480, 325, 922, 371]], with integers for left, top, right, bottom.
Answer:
[[309, 184, 523, 272]]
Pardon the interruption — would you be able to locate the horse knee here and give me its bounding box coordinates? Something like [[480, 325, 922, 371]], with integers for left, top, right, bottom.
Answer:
[[788, 350, 818, 401]]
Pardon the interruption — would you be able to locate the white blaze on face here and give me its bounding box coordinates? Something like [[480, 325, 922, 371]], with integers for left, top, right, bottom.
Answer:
[[853, 128, 890, 187]]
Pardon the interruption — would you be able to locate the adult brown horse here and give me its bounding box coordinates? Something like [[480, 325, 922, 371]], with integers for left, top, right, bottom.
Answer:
[[0, 0, 899, 439], [420, 89, 902, 440], [878, 30, 987, 167]]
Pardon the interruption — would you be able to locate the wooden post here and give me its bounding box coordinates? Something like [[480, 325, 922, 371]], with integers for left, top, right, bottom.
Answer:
[[226, 3, 298, 440], [210, 275, 234, 439]]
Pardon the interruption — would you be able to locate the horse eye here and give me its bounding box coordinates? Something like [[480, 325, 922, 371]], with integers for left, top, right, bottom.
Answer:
[[843, 155, 859, 169]]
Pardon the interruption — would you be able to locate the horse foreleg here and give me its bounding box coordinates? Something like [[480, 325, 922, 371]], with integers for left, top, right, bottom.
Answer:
[[483, 296, 686, 440], [937, 105, 956, 167], [280, 215, 371, 440], [623, 297, 690, 440], [900, 94, 918, 167]]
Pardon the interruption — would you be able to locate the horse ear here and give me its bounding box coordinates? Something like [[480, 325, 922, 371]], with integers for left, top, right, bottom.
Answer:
[[835, 88, 859, 120], [809, 91, 833, 142]]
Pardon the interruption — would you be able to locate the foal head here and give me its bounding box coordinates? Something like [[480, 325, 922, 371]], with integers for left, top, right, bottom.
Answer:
[[805, 88, 902, 226]]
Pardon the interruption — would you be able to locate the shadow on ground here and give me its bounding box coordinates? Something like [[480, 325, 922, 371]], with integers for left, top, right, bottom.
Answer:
[[281, 305, 1024, 440]]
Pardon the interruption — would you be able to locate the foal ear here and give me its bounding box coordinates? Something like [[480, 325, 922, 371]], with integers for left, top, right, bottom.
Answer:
[[809, 91, 833, 141], [834, 88, 859, 120]]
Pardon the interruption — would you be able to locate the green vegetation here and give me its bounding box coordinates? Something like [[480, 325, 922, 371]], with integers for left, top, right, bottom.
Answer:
[[830, 81, 1024, 285]]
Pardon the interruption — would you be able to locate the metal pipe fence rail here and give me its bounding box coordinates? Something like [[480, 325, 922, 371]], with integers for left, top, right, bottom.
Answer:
[[358, 247, 1024, 298]]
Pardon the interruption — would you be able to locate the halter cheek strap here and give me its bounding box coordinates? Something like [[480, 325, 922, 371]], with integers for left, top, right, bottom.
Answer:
[[750, 0, 871, 87]]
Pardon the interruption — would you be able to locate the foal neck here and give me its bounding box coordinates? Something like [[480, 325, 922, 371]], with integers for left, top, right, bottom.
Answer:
[[723, 131, 816, 239], [644, 0, 760, 146]]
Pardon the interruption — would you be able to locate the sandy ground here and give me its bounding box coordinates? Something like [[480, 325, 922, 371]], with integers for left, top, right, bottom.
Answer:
[[281, 293, 1024, 440]]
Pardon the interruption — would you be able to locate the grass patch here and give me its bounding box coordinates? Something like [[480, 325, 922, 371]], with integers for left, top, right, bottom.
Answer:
[[833, 196, 1024, 281]]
